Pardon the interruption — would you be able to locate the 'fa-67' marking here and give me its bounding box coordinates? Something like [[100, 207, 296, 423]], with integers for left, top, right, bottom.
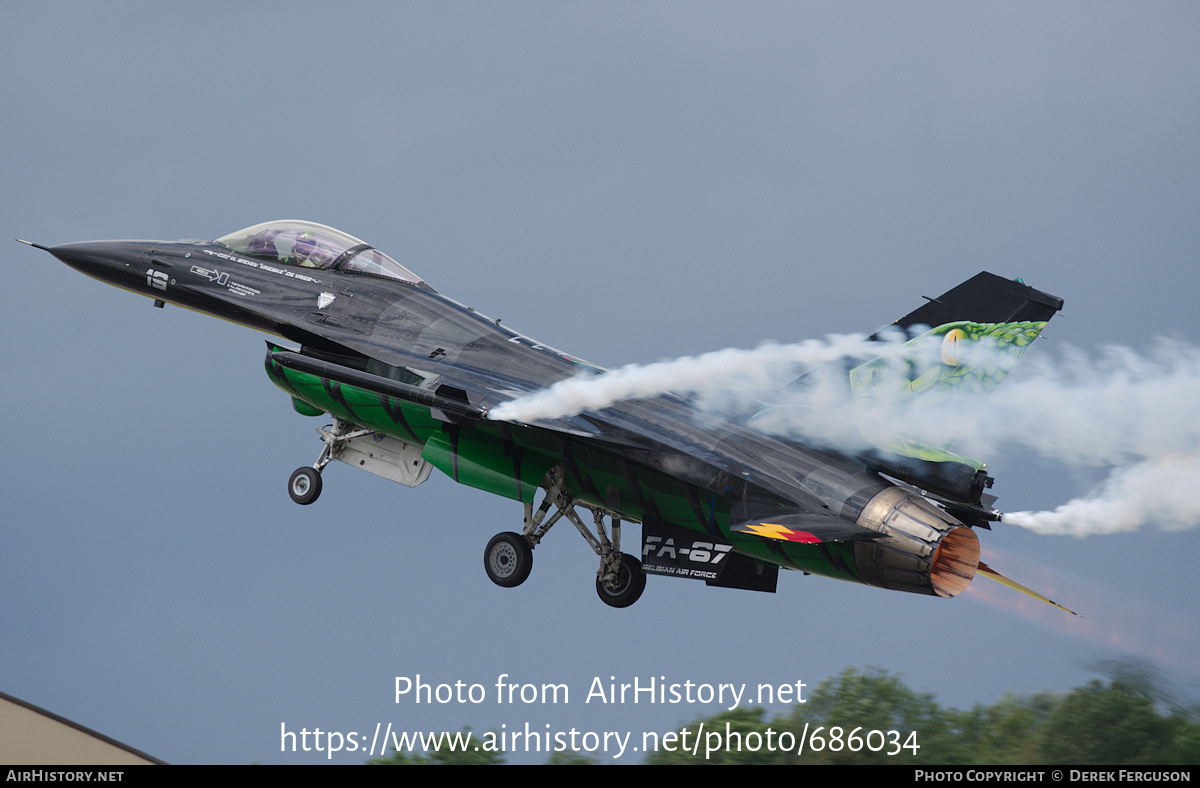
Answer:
[[643, 536, 733, 565]]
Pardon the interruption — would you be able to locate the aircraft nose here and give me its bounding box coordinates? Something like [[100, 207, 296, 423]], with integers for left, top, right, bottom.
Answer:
[[43, 240, 152, 286]]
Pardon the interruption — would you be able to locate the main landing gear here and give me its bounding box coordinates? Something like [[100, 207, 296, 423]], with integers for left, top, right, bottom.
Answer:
[[484, 532, 533, 588], [483, 466, 647, 608], [595, 553, 646, 609]]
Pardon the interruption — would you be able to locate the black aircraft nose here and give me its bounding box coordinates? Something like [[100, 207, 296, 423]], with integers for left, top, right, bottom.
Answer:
[[40, 240, 153, 287]]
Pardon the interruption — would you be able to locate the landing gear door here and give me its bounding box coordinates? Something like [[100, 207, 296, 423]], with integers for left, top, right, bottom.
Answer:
[[335, 431, 433, 488]]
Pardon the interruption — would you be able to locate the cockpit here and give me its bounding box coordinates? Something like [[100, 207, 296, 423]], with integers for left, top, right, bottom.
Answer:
[[215, 220, 423, 285]]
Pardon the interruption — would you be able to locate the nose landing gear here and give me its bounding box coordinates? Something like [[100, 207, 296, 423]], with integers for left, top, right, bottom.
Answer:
[[288, 466, 322, 505], [286, 420, 364, 506]]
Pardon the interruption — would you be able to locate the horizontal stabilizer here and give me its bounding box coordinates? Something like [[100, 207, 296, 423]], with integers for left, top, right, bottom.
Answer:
[[733, 513, 885, 544]]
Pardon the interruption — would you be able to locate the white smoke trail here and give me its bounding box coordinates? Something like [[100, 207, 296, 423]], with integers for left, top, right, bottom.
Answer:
[[939, 340, 1200, 537], [488, 335, 1200, 537], [488, 332, 908, 423], [953, 340, 1200, 466], [1003, 457, 1200, 536]]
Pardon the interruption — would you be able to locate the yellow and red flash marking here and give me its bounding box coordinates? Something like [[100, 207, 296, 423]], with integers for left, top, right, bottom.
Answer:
[[739, 522, 823, 544]]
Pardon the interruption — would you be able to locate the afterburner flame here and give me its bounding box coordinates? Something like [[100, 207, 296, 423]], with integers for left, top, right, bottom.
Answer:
[[931, 527, 980, 598]]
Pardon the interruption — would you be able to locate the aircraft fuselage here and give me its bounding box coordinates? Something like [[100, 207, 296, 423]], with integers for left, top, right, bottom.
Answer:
[[34, 222, 1065, 607]]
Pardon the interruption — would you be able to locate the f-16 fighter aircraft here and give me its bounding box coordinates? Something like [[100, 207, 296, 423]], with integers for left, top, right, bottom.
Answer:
[[22, 220, 1071, 611]]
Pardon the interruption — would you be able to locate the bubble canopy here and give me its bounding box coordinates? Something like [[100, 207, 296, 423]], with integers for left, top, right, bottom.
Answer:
[[215, 220, 422, 284]]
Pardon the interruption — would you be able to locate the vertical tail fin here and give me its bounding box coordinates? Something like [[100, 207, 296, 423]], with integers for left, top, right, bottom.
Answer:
[[879, 271, 1063, 336], [850, 273, 1064, 503]]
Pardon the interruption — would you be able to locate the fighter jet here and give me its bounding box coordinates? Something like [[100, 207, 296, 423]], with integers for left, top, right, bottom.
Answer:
[[22, 220, 1071, 611]]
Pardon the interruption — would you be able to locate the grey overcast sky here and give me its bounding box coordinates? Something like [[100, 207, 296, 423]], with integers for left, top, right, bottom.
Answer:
[[3, 2, 1199, 764]]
